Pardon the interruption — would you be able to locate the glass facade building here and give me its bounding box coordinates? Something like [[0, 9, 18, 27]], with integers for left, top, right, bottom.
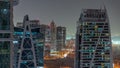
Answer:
[[0, 0, 18, 68], [13, 15, 44, 68], [0, 1, 10, 30], [75, 9, 113, 68]]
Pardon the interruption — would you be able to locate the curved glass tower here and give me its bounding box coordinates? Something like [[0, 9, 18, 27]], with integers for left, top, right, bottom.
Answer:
[[75, 8, 113, 68]]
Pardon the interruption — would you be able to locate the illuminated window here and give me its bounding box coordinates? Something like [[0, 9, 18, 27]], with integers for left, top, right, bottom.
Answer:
[[98, 28, 103, 32], [13, 41, 18, 44], [94, 25, 98, 28], [2, 9, 8, 14], [106, 33, 109, 36]]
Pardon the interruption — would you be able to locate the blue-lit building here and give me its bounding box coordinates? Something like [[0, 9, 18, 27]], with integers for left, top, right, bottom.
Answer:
[[0, 0, 18, 68], [13, 15, 44, 68], [75, 8, 113, 68]]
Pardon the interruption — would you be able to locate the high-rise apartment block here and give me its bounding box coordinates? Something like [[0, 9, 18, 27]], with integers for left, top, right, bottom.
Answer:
[[0, 0, 18, 68], [75, 8, 113, 68], [56, 26, 66, 51]]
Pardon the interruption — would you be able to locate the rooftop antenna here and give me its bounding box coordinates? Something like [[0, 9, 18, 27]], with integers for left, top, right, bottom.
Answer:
[[101, 0, 106, 10], [103, 3, 106, 11]]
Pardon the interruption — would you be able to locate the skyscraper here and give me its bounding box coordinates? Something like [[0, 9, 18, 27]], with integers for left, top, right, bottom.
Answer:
[[13, 15, 44, 68], [50, 21, 57, 52], [56, 26, 66, 51], [44, 25, 51, 56], [0, 0, 18, 68], [75, 8, 113, 68]]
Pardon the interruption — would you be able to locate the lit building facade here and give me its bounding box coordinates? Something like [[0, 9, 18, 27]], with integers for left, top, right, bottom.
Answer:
[[0, 0, 18, 68], [75, 8, 113, 68], [13, 15, 44, 68], [56, 26, 66, 51]]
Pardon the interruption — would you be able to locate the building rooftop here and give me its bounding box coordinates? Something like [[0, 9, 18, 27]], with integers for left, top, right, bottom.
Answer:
[[80, 8, 108, 22]]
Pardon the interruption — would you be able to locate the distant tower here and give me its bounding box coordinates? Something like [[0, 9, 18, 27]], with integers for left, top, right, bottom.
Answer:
[[75, 8, 113, 68], [14, 15, 44, 68], [56, 26, 66, 51], [0, 0, 18, 68], [50, 21, 57, 52], [44, 25, 51, 56]]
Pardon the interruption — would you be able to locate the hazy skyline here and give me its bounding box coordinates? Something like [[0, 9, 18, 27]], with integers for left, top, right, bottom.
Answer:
[[13, 0, 120, 37]]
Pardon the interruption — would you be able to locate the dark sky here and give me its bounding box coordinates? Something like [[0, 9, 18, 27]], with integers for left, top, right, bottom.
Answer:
[[13, 0, 120, 37]]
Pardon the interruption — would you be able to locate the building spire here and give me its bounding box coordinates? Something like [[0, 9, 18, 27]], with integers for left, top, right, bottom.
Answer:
[[23, 15, 29, 27], [24, 15, 29, 21], [51, 20, 55, 24]]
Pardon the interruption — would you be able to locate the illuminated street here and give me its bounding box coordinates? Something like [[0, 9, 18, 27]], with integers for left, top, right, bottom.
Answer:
[[114, 62, 120, 68], [44, 49, 75, 68]]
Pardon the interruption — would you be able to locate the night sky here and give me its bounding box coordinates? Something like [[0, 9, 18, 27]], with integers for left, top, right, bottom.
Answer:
[[13, 0, 120, 38]]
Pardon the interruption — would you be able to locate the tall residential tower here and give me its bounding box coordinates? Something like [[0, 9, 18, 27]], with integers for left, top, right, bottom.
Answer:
[[56, 26, 66, 51], [75, 8, 113, 68], [0, 0, 18, 68], [50, 21, 57, 52]]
